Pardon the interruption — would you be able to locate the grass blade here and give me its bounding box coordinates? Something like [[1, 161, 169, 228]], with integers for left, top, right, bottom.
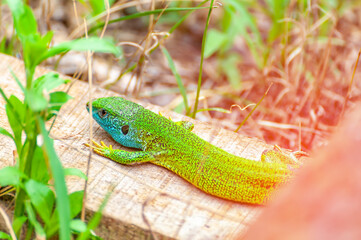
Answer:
[[161, 47, 189, 114], [38, 117, 71, 240], [76, 190, 111, 240], [88, 6, 211, 34], [191, 0, 215, 118], [235, 84, 272, 132]]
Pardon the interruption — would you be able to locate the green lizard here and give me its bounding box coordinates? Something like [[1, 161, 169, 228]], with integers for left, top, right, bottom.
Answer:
[[86, 97, 297, 204]]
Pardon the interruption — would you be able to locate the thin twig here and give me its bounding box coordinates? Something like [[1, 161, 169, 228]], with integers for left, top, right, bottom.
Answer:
[[235, 83, 273, 133], [72, 0, 80, 28], [0, 204, 17, 240], [340, 48, 360, 120], [99, 0, 110, 39], [81, 17, 93, 222]]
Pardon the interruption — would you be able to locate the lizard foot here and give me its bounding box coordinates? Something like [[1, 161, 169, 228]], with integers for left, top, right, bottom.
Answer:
[[84, 140, 113, 157], [261, 145, 303, 169]]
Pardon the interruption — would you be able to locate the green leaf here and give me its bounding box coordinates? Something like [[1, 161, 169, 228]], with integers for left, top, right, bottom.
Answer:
[[45, 210, 59, 236], [265, 0, 288, 43], [0, 167, 26, 186], [5, 95, 25, 150], [227, 0, 262, 42], [46, 191, 84, 238], [0, 127, 14, 141], [5, 0, 52, 87], [30, 146, 50, 183], [12, 216, 27, 235], [0, 231, 11, 240], [204, 29, 228, 58], [33, 72, 69, 93], [220, 54, 242, 89], [70, 219, 87, 233], [64, 168, 87, 180], [6, 0, 38, 40], [23, 34, 51, 74], [89, 6, 211, 34], [25, 89, 48, 111], [38, 118, 71, 240], [25, 179, 55, 224], [25, 201, 46, 237], [49, 91, 72, 107], [89, 0, 106, 16], [40, 37, 121, 64], [6, 0, 52, 76], [10, 70, 25, 92], [69, 191, 84, 218], [40, 31, 54, 48], [0, 37, 8, 54], [49, 91, 72, 105], [28, 73, 72, 114], [47, 91, 73, 120], [225, 0, 265, 68]]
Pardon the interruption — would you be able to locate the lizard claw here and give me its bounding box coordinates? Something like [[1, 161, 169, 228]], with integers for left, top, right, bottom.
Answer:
[[84, 140, 111, 157], [84, 140, 101, 148], [158, 111, 172, 121], [100, 141, 113, 150]]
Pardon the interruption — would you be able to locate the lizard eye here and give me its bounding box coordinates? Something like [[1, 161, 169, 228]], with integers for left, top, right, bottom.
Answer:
[[98, 109, 108, 118], [121, 125, 129, 135]]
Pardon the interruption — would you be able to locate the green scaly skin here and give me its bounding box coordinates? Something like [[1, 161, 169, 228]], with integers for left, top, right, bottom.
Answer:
[[86, 97, 295, 204]]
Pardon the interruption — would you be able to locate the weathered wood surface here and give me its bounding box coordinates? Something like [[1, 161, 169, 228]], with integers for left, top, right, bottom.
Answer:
[[0, 53, 275, 239]]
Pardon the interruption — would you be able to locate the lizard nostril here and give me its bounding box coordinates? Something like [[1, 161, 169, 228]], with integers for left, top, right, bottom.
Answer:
[[86, 99, 98, 108]]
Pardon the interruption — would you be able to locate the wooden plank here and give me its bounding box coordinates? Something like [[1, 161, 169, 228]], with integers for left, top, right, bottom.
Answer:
[[0, 53, 275, 239]]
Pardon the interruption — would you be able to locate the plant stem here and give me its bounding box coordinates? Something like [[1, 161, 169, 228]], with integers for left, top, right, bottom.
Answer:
[[191, 0, 214, 118]]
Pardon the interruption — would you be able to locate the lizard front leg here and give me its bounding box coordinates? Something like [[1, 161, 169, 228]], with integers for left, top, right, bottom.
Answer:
[[86, 140, 158, 164]]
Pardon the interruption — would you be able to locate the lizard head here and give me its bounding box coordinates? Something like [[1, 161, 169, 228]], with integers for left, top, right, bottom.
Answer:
[[86, 97, 144, 149]]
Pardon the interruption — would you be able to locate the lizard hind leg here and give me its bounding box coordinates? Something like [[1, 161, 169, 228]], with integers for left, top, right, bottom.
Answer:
[[261, 147, 301, 169]]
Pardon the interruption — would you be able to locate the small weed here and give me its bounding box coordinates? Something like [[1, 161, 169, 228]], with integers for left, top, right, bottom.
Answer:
[[0, 0, 120, 239]]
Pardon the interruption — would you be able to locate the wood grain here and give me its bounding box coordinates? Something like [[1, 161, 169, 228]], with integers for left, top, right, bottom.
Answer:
[[0, 53, 282, 239]]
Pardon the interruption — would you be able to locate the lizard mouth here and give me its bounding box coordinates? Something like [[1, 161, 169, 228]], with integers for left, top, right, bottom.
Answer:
[[86, 102, 90, 112]]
